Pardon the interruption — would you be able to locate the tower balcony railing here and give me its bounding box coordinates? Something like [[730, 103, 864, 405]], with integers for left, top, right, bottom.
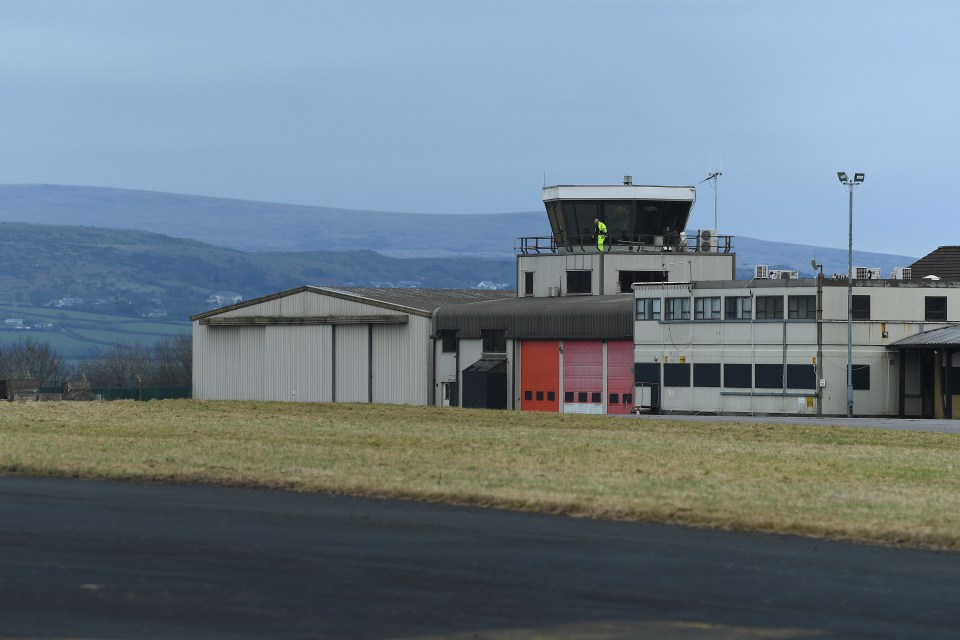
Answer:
[[515, 232, 734, 255]]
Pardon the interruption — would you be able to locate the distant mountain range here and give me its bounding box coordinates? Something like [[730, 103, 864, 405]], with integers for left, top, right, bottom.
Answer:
[[0, 184, 920, 322], [0, 184, 917, 273]]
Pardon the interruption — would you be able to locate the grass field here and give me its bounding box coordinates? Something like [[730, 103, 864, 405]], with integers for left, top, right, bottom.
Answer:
[[0, 303, 190, 364], [1, 400, 958, 551]]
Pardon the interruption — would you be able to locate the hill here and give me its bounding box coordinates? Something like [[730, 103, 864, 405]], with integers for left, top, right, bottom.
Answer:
[[0, 185, 918, 274], [0, 184, 542, 258], [0, 223, 515, 321]]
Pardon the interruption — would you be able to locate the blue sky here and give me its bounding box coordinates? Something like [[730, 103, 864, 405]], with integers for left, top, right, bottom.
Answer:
[[1, 0, 957, 257]]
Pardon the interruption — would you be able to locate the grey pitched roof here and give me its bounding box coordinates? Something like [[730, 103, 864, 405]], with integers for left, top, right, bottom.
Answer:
[[434, 294, 635, 339], [192, 285, 514, 320], [890, 324, 960, 349], [319, 286, 514, 315], [910, 246, 960, 282]]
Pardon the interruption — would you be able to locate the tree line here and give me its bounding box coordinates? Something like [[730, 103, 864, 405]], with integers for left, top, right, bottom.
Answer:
[[0, 335, 191, 389]]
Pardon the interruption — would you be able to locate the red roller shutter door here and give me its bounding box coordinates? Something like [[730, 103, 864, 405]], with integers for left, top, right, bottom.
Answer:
[[563, 341, 603, 411], [520, 341, 559, 412], [606, 340, 634, 414]]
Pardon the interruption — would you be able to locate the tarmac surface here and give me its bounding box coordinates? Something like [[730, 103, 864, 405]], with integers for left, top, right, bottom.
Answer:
[[3, 475, 960, 639]]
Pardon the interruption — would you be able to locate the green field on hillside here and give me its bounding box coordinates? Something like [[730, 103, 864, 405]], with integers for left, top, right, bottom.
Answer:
[[0, 303, 190, 362], [2, 400, 958, 551]]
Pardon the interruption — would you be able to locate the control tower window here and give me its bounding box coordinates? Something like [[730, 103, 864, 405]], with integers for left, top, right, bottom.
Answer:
[[565, 203, 599, 248], [602, 202, 631, 244]]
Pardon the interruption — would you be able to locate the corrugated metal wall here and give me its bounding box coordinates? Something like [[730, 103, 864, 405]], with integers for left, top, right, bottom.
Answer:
[[372, 320, 430, 405], [193, 290, 429, 404], [334, 325, 368, 402]]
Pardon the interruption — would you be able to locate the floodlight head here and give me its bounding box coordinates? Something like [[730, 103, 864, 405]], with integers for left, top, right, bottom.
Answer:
[[837, 172, 848, 183], [811, 259, 820, 269], [854, 173, 865, 183]]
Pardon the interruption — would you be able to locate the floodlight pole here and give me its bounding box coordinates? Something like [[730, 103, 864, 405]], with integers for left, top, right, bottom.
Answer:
[[837, 171, 864, 417]]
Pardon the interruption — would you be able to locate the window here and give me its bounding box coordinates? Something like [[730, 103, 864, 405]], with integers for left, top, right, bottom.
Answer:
[[536, 391, 544, 401], [634, 362, 659, 386], [567, 270, 592, 294], [609, 393, 620, 404], [481, 329, 506, 353], [591, 392, 601, 403], [564, 391, 574, 402], [852, 295, 870, 321], [636, 298, 661, 320], [852, 365, 870, 390], [578, 392, 588, 402], [665, 297, 690, 320], [756, 296, 784, 319], [619, 270, 667, 293], [725, 296, 752, 320], [623, 393, 632, 405], [523, 272, 534, 296], [723, 363, 751, 388], [926, 296, 947, 321], [663, 363, 691, 387], [547, 391, 555, 401], [787, 364, 816, 389], [524, 391, 532, 400], [693, 363, 721, 387], [755, 364, 785, 389], [439, 329, 457, 353], [788, 295, 816, 320], [695, 297, 721, 320]]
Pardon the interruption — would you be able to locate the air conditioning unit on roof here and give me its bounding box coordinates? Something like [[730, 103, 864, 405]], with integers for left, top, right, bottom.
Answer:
[[854, 266, 881, 280], [697, 229, 718, 253], [890, 267, 912, 280], [754, 265, 769, 279], [769, 269, 799, 280]]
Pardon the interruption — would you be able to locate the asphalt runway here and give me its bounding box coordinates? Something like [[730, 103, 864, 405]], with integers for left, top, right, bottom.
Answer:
[[2, 476, 959, 640]]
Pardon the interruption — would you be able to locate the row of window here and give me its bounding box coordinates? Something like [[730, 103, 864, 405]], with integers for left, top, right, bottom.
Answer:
[[638, 294, 949, 322], [637, 295, 817, 321], [635, 362, 871, 390], [522, 390, 634, 404]]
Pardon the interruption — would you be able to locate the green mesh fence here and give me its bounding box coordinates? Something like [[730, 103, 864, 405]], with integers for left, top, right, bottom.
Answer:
[[39, 386, 191, 400]]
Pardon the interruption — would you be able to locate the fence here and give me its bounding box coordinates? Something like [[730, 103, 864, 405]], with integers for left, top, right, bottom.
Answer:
[[39, 386, 191, 401]]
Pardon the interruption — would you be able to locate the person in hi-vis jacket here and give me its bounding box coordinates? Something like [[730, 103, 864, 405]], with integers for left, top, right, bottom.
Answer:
[[593, 218, 607, 252]]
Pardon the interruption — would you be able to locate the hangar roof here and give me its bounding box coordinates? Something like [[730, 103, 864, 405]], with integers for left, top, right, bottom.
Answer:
[[191, 285, 514, 320], [434, 294, 635, 339]]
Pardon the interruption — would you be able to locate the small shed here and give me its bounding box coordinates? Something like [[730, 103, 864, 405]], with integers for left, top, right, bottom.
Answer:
[[0, 379, 40, 402]]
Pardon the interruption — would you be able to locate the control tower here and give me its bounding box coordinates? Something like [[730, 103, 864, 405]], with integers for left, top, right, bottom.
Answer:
[[515, 177, 736, 296]]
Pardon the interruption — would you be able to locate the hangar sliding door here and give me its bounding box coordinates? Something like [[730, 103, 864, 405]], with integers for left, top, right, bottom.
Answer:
[[563, 340, 603, 414], [520, 341, 559, 412], [606, 340, 634, 415]]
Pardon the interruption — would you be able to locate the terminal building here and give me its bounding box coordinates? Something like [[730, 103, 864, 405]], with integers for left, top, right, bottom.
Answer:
[[192, 178, 960, 419]]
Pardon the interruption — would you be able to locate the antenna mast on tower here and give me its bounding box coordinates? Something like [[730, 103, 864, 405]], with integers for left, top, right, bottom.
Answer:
[[699, 171, 722, 230]]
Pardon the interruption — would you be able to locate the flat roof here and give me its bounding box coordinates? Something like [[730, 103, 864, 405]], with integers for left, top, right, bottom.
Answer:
[[542, 184, 696, 202]]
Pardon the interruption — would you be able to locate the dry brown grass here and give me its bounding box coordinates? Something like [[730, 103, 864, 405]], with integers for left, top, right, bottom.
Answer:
[[2, 400, 959, 549]]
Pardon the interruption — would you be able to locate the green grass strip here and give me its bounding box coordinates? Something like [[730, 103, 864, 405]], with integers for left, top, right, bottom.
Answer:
[[1, 400, 958, 550]]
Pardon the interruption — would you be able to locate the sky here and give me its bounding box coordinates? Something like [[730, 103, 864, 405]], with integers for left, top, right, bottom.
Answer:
[[1, 0, 958, 257]]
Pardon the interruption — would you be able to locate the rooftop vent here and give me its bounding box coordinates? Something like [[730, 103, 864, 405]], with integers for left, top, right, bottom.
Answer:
[[623, 175, 633, 185]]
